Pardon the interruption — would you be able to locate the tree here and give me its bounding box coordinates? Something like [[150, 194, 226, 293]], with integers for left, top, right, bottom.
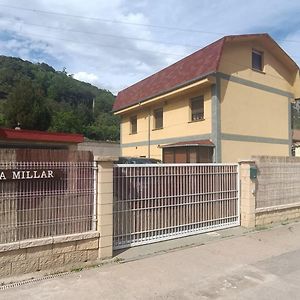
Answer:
[[4, 79, 51, 130], [0, 55, 120, 140], [49, 110, 82, 133]]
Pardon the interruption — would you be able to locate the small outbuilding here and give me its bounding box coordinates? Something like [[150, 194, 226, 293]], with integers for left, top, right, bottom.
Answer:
[[0, 128, 84, 150]]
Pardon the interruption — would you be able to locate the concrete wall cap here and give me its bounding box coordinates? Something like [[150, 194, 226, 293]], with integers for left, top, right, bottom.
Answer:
[[238, 160, 255, 164], [256, 202, 300, 213], [0, 232, 99, 253], [94, 156, 119, 162]]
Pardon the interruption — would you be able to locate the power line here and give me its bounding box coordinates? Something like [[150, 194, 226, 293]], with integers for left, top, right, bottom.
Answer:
[[0, 3, 224, 35], [8, 18, 200, 49], [17, 31, 187, 58], [2, 3, 300, 46]]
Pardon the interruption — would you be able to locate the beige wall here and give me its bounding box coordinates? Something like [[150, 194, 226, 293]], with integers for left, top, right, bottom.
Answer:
[[219, 40, 295, 92], [222, 140, 289, 163], [219, 39, 292, 162], [78, 141, 120, 157], [120, 86, 212, 159], [220, 79, 289, 139]]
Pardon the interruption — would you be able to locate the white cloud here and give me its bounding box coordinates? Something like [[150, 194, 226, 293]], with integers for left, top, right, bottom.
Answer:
[[73, 71, 99, 85]]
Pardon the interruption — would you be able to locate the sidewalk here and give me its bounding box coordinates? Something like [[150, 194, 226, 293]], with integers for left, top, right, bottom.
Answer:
[[2, 221, 300, 299]]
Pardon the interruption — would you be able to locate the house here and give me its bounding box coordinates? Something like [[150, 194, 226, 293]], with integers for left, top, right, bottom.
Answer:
[[113, 34, 300, 163]]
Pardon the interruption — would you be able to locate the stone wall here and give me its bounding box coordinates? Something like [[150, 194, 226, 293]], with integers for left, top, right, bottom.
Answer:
[[255, 206, 300, 226], [0, 232, 99, 278], [240, 157, 300, 228]]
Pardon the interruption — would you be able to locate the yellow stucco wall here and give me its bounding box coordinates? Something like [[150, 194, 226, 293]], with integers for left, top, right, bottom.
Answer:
[[122, 145, 162, 160], [120, 86, 212, 159], [222, 140, 289, 163], [220, 79, 289, 139], [219, 40, 295, 92], [218, 39, 291, 161]]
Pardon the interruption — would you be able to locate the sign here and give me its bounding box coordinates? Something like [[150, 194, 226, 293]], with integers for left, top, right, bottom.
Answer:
[[0, 169, 64, 181]]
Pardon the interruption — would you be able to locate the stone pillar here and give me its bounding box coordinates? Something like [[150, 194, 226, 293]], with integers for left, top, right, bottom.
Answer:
[[239, 160, 256, 228], [95, 156, 117, 259]]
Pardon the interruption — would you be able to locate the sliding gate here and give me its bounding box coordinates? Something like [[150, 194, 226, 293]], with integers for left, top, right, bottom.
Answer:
[[113, 163, 239, 249]]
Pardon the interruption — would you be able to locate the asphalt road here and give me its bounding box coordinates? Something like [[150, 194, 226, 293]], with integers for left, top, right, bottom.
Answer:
[[2, 222, 300, 299]]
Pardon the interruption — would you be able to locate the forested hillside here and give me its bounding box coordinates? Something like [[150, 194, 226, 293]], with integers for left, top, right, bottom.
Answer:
[[0, 56, 119, 141]]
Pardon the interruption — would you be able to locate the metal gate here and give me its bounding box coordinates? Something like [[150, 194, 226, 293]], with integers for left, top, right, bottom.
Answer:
[[113, 163, 240, 249]]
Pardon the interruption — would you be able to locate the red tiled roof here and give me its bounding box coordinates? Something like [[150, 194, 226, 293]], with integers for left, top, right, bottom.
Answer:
[[161, 139, 215, 148], [0, 128, 84, 144], [113, 37, 225, 112], [114, 33, 298, 113]]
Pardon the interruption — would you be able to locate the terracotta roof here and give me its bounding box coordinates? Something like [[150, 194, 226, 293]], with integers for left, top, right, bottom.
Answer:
[[113, 33, 299, 113], [0, 128, 84, 144], [113, 37, 225, 112], [161, 139, 215, 148]]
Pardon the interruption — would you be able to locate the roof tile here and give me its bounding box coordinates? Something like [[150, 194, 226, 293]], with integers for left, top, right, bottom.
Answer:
[[113, 37, 225, 111]]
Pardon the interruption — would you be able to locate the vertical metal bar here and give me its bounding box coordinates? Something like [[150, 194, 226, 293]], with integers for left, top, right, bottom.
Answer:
[[236, 164, 240, 224], [92, 161, 97, 231]]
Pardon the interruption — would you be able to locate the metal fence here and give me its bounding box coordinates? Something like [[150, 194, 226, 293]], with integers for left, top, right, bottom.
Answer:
[[0, 161, 95, 244], [254, 156, 300, 209], [113, 163, 239, 249]]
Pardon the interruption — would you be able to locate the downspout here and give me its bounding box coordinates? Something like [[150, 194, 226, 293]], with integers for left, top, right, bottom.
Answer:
[[211, 73, 222, 162], [289, 97, 294, 156]]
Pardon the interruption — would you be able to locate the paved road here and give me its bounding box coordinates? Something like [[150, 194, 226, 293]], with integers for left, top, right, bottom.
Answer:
[[2, 223, 300, 299]]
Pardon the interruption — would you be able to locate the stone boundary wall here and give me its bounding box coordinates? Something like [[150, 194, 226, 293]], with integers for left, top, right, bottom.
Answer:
[[0, 156, 117, 279], [256, 206, 300, 226], [240, 156, 300, 228], [0, 232, 99, 278]]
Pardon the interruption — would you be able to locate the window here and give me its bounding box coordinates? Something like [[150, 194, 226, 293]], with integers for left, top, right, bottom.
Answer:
[[190, 96, 204, 121], [252, 49, 263, 71], [130, 115, 137, 134], [154, 107, 163, 129]]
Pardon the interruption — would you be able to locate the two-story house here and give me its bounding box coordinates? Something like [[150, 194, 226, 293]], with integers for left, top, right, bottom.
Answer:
[[113, 34, 300, 163]]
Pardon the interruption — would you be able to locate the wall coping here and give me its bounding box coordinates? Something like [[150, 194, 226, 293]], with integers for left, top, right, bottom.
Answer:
[[0, 231, 99, 253], [256, 202, 300, 214], [238, 160, 255, 164], [94, 156, 119, 162]]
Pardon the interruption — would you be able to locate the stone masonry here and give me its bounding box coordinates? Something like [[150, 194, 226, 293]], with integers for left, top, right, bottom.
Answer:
[[0, 232, 99, 278]]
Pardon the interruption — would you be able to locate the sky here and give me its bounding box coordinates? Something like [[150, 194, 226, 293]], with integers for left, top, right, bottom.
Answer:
[[0, 0, 300, 94]]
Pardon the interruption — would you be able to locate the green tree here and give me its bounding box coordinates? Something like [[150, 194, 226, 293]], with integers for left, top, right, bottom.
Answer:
[[0, 55, 120, 140], [49, 110, 82, 133], [4, 79, 51, 130]]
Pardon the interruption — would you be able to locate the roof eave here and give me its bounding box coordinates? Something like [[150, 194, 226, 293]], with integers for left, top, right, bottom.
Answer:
[[113, 72, 216, 114]]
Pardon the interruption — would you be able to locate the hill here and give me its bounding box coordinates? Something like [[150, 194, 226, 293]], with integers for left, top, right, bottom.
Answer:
[[0, 55, 119, 141]]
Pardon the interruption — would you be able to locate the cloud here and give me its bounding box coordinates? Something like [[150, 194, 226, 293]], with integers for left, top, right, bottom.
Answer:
[[73, 71, 99, 85], [0, 0, 299, 94]]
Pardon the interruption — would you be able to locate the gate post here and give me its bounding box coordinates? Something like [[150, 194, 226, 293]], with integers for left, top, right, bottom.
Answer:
[[95, 156, 117, 259], [239, 160, 256, 228]]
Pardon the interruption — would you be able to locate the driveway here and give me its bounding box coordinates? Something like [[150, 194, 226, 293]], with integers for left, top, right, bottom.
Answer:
[[2, 222, 300, 299]]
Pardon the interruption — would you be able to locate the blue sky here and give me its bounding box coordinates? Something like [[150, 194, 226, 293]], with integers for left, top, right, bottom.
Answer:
[[0, 0, 299, 94]]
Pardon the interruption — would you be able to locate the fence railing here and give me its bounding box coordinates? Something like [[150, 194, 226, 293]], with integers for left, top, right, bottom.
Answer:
[[113, 163, 239, 249], [0, 161, 95, 244]]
